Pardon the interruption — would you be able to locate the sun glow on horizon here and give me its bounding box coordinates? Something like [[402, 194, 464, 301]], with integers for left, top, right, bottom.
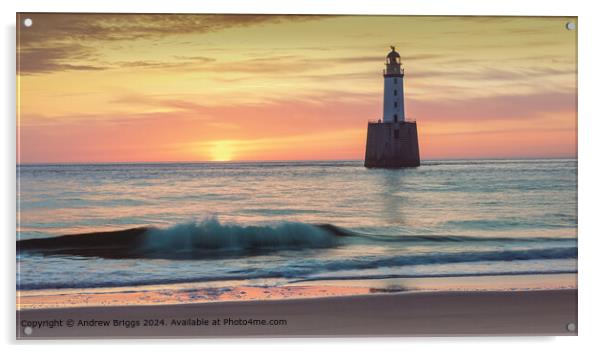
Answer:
[[209, 140, 235, 162]]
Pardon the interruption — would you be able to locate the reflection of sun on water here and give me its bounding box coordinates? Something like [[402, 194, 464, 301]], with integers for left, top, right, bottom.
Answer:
[[210, 140, 235, 162]]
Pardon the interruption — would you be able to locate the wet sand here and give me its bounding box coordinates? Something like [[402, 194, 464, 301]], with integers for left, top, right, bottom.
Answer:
[[17, 289, 577, 339], [17, 284, 373, 309]]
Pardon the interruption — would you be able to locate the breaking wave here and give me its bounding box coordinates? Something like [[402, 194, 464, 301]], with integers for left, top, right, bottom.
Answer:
[[17, 218, 576, 260], [17, 219, 346, 259]]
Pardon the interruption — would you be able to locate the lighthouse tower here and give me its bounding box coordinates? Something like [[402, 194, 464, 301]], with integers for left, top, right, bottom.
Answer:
[[382, 46, 405, 123], [364, 46, 420, 168]]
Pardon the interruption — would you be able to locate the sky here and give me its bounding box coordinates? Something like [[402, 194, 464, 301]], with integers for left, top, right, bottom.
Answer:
[[17, 14, 577, 163]]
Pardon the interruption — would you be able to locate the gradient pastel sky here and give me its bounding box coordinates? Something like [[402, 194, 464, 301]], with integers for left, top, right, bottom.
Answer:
[[17, 14, 577, 163]]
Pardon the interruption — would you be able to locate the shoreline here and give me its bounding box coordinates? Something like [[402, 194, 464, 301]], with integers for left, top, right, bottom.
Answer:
[[17, 289, 578, 338], [17, 273, 577, 310]]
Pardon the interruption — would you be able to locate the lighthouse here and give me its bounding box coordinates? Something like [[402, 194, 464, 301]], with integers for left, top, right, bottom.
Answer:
[[364, 46, 420, 168]]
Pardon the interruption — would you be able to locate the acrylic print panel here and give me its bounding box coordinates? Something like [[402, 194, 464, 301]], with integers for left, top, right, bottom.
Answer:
[[16, 13, 577, 338]]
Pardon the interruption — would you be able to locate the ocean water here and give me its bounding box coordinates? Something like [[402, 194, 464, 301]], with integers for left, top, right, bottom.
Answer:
[[16, 159, 577, 291]]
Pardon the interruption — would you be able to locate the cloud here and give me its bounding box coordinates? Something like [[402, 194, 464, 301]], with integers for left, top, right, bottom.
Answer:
[[410, 90, 575, 122], [109, 53, 388, 76], [17, 14, 328, 74], [110, 90, 379, 118], [112, 56, 217, 70], [411, 65, 574, 81], [17, 44, 107, 74], [19, 14, 324, 44]]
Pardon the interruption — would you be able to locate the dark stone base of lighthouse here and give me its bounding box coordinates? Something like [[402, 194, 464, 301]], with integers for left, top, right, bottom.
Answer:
[[364, 121, 420, 168]]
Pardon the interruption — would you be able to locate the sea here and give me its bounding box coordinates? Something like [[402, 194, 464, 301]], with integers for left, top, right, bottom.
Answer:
[[16, 159, 577, 293]]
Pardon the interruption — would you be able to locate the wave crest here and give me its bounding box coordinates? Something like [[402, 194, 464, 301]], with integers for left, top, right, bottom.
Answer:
[[18, 218, 342, 259], [142, 219, 339, 255]]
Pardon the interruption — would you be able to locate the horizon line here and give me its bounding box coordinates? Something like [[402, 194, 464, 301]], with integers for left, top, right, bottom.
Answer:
[[16, 156, 578, 166]]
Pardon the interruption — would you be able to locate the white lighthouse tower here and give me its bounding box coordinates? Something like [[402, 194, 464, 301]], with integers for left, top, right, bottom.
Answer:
[[382, 46, 405, 123], [364, 46, 420, 168]]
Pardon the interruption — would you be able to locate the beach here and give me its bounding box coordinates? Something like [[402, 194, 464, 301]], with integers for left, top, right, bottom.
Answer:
[[17, 289, 577, 338]]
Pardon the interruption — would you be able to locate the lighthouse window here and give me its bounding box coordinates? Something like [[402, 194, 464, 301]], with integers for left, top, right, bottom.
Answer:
[[394, 90, 397, 96], [394, 78, 397, 84], [394, 114, 398, 123], [394, 102, 398, 108]]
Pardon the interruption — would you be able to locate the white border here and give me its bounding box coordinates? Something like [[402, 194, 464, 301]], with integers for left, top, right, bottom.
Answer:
[[2, 0, 601, 351]]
